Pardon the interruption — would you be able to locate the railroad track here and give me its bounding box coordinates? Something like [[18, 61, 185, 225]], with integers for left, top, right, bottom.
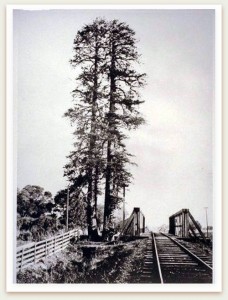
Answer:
[[140, 235, 156, 283], [152, 232, 213, 283]]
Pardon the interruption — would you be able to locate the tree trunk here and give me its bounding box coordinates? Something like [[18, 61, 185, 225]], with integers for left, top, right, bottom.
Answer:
[[94, 164, 99, 213], [103, 139, 112, 235], [103, 41, 116, 238], [87, 37, 99, 239], [86, 179, 93, 237]]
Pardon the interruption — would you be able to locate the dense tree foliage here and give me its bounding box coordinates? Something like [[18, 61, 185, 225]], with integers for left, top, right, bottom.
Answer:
[[17, 184, 88, 245], [17, 185, 61, 244], [54, 185, 87, 230]]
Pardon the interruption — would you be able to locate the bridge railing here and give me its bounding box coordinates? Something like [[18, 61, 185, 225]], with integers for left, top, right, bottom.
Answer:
[[119, 207, 145, 238], [16, 228, 79, 271], [169, 209, 207, 242]]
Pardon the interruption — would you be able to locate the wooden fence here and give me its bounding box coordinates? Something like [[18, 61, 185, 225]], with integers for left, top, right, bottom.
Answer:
[[16, 229, 79, 271]]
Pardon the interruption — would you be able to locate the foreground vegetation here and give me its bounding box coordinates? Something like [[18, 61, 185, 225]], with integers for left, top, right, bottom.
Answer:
[[17, 238, 147, 284]]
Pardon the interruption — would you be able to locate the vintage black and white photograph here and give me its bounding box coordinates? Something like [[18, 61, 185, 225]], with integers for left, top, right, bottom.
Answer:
[[7, 5, 221, 292]]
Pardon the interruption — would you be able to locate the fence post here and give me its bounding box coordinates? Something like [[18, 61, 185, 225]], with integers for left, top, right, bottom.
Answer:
[[34, 243, 37, 264], [16, 228, 79, 272], [62, 233, 64, 249], [20, 247, 25, 271], [45, 240, 47, 258]]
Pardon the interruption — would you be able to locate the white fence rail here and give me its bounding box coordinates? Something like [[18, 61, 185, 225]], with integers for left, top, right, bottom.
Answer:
[[16, 229, 79, 271]]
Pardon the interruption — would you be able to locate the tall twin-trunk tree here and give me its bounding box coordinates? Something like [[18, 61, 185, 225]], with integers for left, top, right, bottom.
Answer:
[[64, 18, 146, 240]]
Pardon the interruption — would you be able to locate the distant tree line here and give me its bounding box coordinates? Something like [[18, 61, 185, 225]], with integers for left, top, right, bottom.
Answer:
[[17, 185, 87, 244]]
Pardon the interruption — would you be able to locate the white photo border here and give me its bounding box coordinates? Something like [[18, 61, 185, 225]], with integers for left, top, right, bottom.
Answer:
[[6, 4, 222, 293]]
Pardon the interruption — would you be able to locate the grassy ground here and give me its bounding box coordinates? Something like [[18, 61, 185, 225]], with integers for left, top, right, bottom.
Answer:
[[17, 238, 148, 284]]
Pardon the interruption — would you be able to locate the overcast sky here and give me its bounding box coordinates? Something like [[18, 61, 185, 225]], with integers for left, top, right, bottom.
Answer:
[[14, 8, 215, 229]]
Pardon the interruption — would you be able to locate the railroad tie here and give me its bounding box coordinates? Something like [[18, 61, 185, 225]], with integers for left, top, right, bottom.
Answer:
[[140, 237, 155, 283]]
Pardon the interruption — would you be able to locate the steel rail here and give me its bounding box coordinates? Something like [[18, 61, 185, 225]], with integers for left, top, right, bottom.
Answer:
[[152, 232, 164, 284]]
